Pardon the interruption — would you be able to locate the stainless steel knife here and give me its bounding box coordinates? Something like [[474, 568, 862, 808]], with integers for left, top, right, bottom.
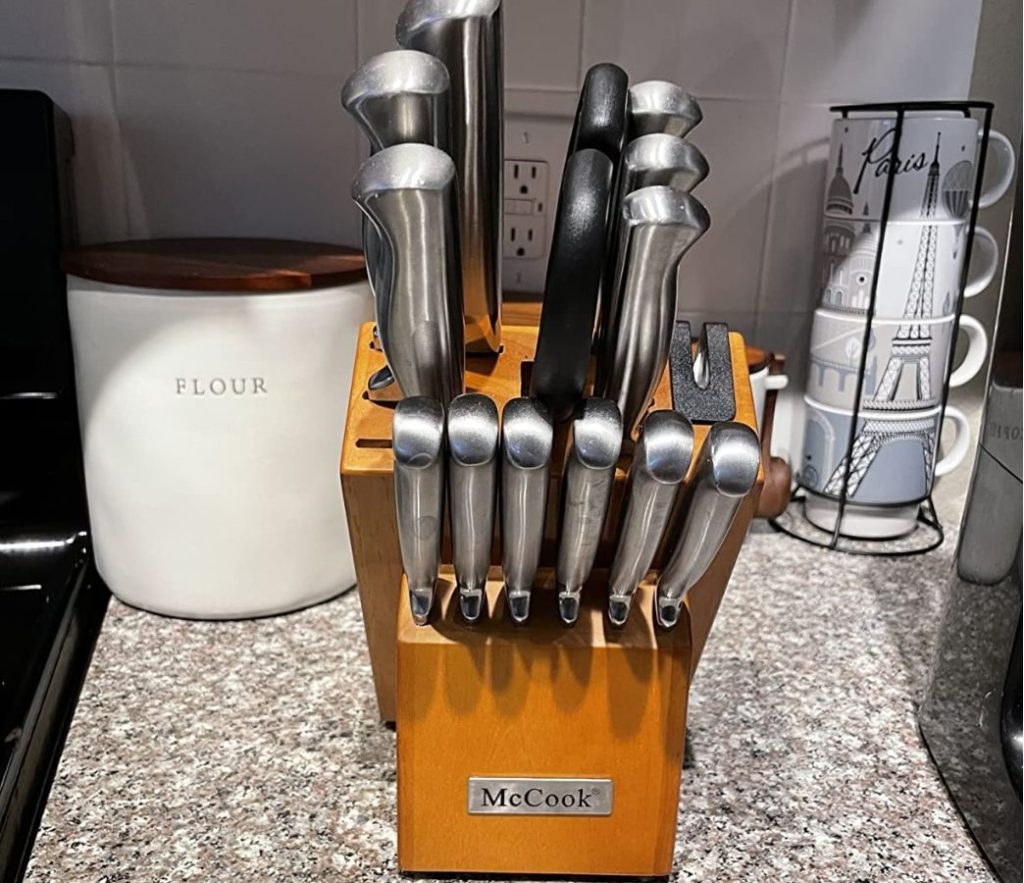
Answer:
[[500, 397, 553, 624], [342, 49, 450, 317], [555, 398, 623, 625], [628, 80, 702, 138], [351, 143, 464, 404], [620, 133, 708, 196], [393, 396, 447, 625], [599, 185, 710, 437], [606, 410, 693, 627], [447, 393, 499, 623], [398, 0, 503, 354], [654, 421, 760, 629]]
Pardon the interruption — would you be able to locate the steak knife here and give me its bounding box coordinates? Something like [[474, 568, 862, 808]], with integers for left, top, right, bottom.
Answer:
[[530, 148, 613, 423], [600, 185, 710, 437], [393, 397, 447, 625], [628, 80, 702, 139], [500, 397, 553, 624], [654, 421, 760, 629], [555, 398, 623, 625], [398, 0, 504, 354], [606, 411, 693, 627], [351, 143, 464, 404], [447, 393, 500, 623]]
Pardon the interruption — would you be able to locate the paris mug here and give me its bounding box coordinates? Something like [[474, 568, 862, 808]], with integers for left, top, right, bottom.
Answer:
[[799, 395, 971, 535], [823, 114, 1015, 223], [806, 308, 987, 411]]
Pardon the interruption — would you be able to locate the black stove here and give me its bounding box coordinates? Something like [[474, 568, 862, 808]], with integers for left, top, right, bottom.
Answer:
[[0, 88, 108, 883]]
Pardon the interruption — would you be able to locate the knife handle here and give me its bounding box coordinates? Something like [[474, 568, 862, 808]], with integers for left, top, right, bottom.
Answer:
[[606, 410, 693, 627], [530, 149, 613, 423], [654, 421, 760, 629], [393, 397, 447, 625], [500, 398, 554, 624], [567, 63, 629, 164], [555, 399, 623, 625], [448, 393, 500, 623]]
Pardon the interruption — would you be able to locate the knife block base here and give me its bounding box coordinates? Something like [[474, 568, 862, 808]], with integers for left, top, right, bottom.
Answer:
[[397, 569, 690, 878]]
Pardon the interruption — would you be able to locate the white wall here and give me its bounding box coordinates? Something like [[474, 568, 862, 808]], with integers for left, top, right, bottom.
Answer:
[[0, 0, 985, 372]]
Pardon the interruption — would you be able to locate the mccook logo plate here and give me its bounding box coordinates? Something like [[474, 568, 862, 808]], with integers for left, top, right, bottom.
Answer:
[[467, 777, 613, 816]]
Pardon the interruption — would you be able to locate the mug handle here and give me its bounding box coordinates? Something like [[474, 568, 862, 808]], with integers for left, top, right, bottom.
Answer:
[[964, 226, 1000, 298], [978, 130, 1016, 209], [935, 405, 971, 477], [949, 315, 989, 388]]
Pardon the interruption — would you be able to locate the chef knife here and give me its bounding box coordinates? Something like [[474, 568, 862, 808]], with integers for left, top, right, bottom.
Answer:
[[500, 397, 553, 624], [628, 80, 703, 139], [555, 398, 623, 625], [351, 143, 464, 404], [566, 63, 629, 164], [599, 185, 710, 437], [597, 135, 710, 386], [606, 410, 693, 627], [341, 49, 450, 308], [447, 393, 499, 623], [393, 396, 447, 625], [530, 148, 613, 423], [398, 0, 503, 355], [654, 421, 760, 629]]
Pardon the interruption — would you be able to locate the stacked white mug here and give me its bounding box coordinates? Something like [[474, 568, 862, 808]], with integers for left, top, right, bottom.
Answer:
[[799, 110, 1015, 539]]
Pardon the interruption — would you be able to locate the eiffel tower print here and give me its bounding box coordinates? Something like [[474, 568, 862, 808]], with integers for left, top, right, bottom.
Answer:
[[865, 134, 942, 411], [823, 415, 937, 498]]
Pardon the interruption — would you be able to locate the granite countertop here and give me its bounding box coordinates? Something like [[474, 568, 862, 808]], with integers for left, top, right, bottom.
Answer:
[[24, 524, 995, 883]]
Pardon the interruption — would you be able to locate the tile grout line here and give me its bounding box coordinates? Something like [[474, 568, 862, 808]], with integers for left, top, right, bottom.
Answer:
[[107, 0, 132, 239], [576, 0, 586, 89]]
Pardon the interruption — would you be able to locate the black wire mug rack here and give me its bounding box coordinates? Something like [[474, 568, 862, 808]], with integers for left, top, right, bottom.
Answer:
[[771, 100, 996, 557]]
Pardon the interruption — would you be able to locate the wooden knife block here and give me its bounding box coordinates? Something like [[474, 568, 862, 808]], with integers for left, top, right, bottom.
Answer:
[[340, 320, 760, 722], [397, 569, 690, 877]]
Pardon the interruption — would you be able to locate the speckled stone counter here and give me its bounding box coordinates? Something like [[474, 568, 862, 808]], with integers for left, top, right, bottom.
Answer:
[[24, 525, 996, 883]]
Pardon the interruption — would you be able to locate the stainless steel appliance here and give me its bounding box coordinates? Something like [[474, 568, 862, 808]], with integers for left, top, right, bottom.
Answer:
[[920, 186, 1022, 883]]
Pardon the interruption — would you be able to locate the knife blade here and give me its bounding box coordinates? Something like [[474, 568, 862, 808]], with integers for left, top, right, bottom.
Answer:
[[606, 410, 693, 627], [500, 397, 553, 624], [599, 185, 710, 437], [566, 63, 629, 164], [342, 49, 450, 363], [447, 393, 500, 623], [398, 0, 503, 355], [351, 143, 464, 404], [628, 80, 702, 139], [555, 398, 623, 625], [654, 421, 760, 629], [393, 396, 447, 625], [530, 148, 613, 423]]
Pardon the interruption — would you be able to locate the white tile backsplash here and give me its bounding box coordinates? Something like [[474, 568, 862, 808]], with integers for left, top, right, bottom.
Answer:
[[0, 0, 112, 62], [782, 0, 983, 102], [0, 60, 127, 242], [113, 0, 357, 76], [582, 0, 791, 100], [681, 99, 779, 313], [505, 0, 583, 91], [356, 0, 405, 62], [757, 102, 832, 315], [117, 67, 361, 244]]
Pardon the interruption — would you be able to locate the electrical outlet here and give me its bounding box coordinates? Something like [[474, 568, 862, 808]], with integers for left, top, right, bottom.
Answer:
[[503, 216, 546, 259], [502, 116, 570, 293], [504, 160, 549, 209]]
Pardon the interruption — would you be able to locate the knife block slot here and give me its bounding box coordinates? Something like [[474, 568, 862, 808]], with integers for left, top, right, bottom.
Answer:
[[396, 569, 690, 877], [341, 321, 759, 721]]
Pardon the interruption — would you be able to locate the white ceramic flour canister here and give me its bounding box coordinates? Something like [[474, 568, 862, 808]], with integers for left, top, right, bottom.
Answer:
[[64, 240, 373, 618]]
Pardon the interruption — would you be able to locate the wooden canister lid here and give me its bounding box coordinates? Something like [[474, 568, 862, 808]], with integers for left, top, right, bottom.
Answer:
[[745, 344, 770, 373], [62, 238, 366, 292]]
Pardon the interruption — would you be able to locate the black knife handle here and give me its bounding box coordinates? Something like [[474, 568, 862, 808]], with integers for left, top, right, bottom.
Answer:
[[531, 149, 614, 422], [567, 63, 628, 165]]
